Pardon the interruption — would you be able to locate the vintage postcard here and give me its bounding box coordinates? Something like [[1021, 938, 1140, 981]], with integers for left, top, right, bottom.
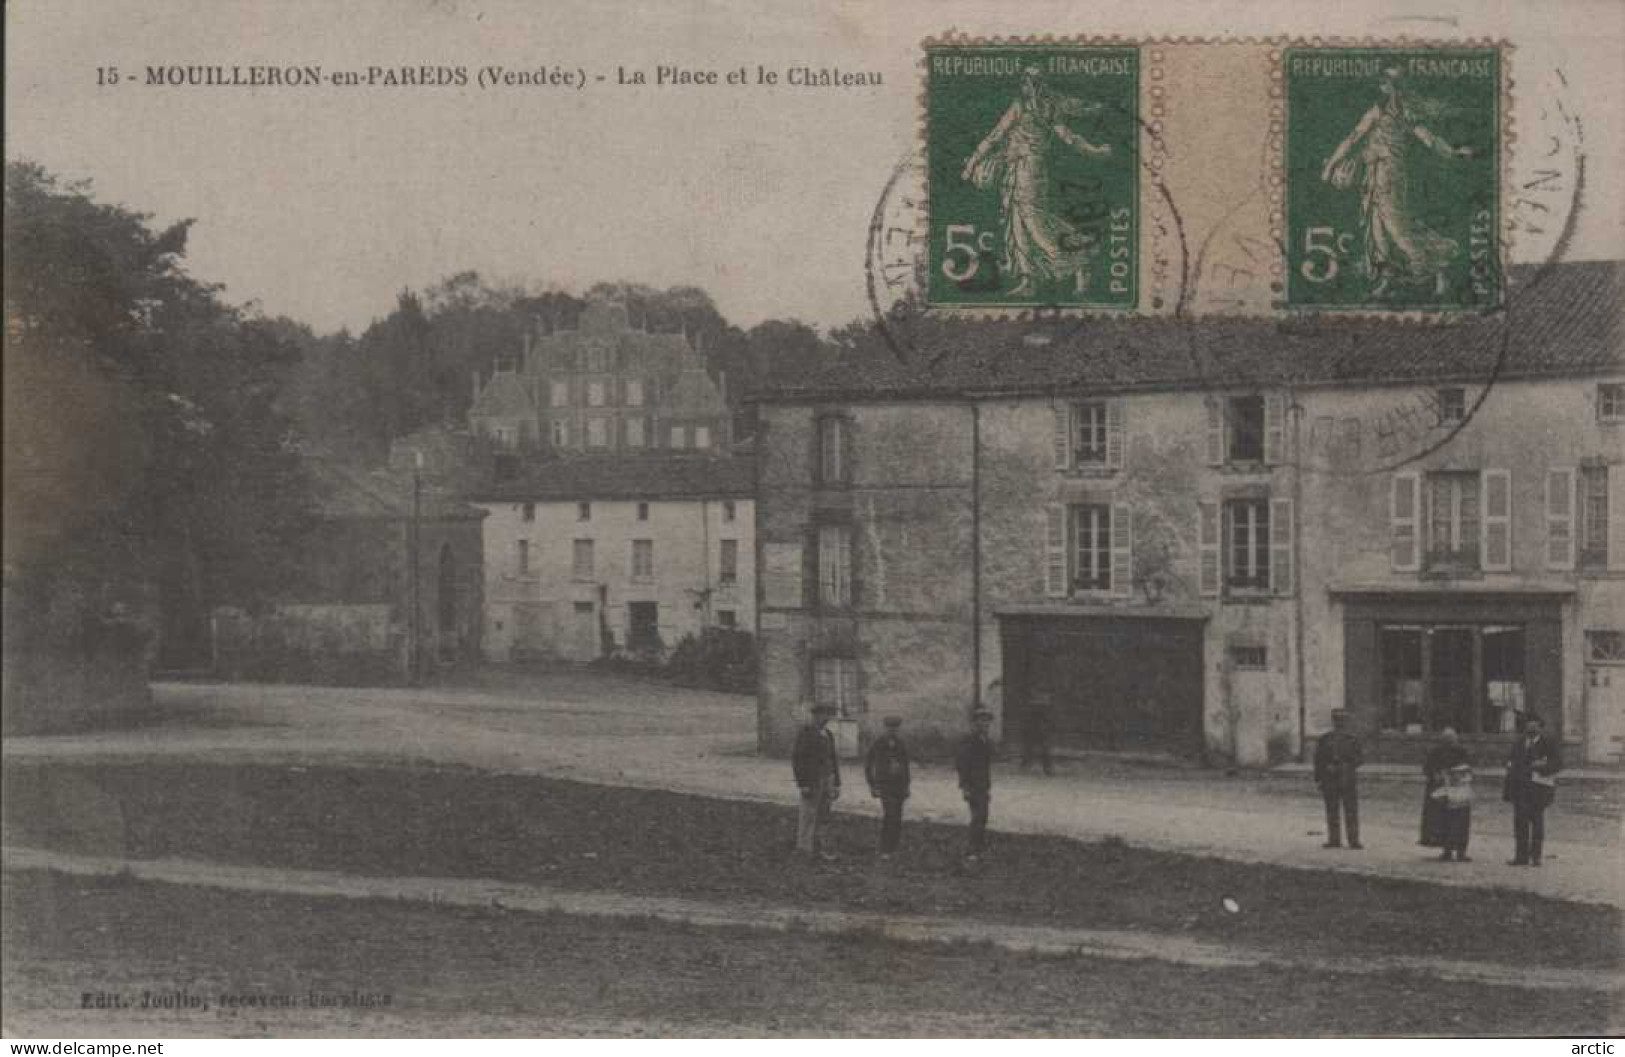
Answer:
[[4, 0, 1622, 1044]]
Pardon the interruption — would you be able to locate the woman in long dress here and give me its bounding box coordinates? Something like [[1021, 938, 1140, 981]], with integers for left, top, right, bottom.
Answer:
[[1420, 726, 1469, 848], [961, 67, 1112, 297], [1320, 68, 1475, 299]]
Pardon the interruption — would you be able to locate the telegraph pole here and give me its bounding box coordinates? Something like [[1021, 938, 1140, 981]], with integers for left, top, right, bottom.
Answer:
[[409, 450, 423, 686]]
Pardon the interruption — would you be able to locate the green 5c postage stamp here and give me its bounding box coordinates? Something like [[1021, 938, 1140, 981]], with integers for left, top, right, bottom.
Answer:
[[1283, 47, 1503, 312], [925, 44, 1140, 311]]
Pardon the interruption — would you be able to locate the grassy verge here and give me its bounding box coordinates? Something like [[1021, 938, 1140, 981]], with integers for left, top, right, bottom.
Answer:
[[2, 759, 1617, 970], [2, 870, 1608, 1038]]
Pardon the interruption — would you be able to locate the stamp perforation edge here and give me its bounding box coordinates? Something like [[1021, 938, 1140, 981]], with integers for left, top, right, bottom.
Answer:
[[916, 35, 1516, 323]]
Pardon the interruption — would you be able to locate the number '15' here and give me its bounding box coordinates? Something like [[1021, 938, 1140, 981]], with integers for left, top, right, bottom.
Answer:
[[97, 67, 120, 85]]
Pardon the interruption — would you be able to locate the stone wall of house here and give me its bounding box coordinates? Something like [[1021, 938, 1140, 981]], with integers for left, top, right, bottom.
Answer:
[[756, 402, 977, 758]]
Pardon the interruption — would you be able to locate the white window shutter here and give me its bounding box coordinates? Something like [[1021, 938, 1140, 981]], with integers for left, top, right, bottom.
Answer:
[[1481, 469, 1512, 572], [1053, 405, 1072, 470], [1198, 501, 1220, 597], [1609, 465, 1625, 572], [1105, 400, 1126, 470], [1270, 497, 1295, 596], [1544, 467, 1576, 570], [1264, 393, 1286, 465], [1205, 400, 1225, 466], [1044, 505, 1069, 597], [1391, 472, 1421, 572], [1110, 502, 1133, 598]]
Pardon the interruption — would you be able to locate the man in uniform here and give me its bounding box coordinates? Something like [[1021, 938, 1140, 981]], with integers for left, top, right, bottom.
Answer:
[[956, 707, 997, 860], [792, 702, 841, 860], [1503, 713, 1561, 866], [1314, 708, 1364, 849], [864, 715, 911, 858]]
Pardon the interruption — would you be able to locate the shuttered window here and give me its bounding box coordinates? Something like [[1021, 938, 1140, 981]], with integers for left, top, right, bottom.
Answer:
[[813, 656, 860, 718], [1391, 472, 1422, 572], [1054, 401, 1126, 471], [1198, 501, 1221, 596], [817, 524, 852, 607], [1547, 467, 1578, 570], [1480, 469, 1512, 572]]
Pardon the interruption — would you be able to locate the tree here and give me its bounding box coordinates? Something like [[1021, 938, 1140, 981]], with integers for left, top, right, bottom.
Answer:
[[4, 161, 314, 669]]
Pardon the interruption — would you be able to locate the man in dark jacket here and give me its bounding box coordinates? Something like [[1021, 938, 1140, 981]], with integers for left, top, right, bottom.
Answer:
[[792, 703, 841, 860], [1314, 709, 1364, 849], [1503, 713, 1562, 866], [864, 715, 911, 857], [956, 707, 996, 860]]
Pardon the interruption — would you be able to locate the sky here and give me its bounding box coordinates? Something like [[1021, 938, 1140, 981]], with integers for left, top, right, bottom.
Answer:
[[7, 0, 1623, 336]]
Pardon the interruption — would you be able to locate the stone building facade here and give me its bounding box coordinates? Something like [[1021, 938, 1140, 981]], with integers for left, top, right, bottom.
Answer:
[[471, 456, 754, 663], [754, 261, 1624, 766], [468, 300, 731, 458]]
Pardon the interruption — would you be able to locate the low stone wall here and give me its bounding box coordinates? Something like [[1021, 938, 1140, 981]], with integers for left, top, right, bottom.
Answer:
[[211, 604, 406, 685]]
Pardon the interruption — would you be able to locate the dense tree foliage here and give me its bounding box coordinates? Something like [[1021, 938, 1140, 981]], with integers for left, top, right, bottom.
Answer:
[[4, 162, 313, 664]]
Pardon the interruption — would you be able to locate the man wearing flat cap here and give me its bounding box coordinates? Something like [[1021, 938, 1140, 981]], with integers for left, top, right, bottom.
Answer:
[[865, 715, 912, 858], [792, 702, 842, 860], [956, 706, 997, 861]]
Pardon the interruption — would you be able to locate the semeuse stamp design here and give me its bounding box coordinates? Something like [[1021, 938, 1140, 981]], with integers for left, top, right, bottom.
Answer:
[[925, 44, 1140, 310], [1284, 46, 1503, 312]]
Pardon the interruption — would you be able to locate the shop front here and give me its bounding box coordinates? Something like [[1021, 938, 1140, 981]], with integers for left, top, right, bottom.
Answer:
[[1336, 587, 1571, 765]]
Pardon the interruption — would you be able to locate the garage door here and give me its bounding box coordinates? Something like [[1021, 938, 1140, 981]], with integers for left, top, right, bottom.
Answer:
[[1001, 615, 1205, 756]]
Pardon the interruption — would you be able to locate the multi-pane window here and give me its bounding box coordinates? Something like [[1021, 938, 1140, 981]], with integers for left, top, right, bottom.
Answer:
[[1427, 472, 1481, 570], [572, 539, 594, 580], [817, 416, 850, 486], [490, 425, 518, 451], [626, 379, 645, 407], [1055, 401, 1124, 471], [637, 501, 650, 522], [517, 539, 530, 575], [549, 380, 570, 408], [1599, 383, 1624, 423], [1228, 395, 1266, 463], [1075, 402, 1109, 464], [1072, 505, 1112, 591], [586, 417, 608, 448], [625, 417, 646, 448], [1581, 465, 1610, 567], [717, 609, 737, 629], [550, 419, 570, 448], [722, 500, 737, 523], [720, 539, 739, 584], [586, 347, 610, 373], [1226, 499, 1270, 589], [670, 425, 687, 449], [813, 655, 859, 718], [631, 539, 654, 581], [816, 524, 852, 607], [695, 425, 712, 449], [1436, 387, 1466, 425], [587, 381, 607, 408]]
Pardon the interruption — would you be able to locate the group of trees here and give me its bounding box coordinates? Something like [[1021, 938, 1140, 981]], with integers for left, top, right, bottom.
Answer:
[[5, 160, 863, 675], [287, 276, 839, 461], [5, 161, 314, 668]]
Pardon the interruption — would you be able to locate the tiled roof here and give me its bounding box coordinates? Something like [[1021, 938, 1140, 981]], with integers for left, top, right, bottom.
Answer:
[[469, 369, 535, 418], [310, 459, 486, 521], [757, 261, 1622, 402], [467, 455, 755, 502]]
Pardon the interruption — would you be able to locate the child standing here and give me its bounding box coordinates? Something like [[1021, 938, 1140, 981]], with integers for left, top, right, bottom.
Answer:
[[1432, 762, 1474, 862]]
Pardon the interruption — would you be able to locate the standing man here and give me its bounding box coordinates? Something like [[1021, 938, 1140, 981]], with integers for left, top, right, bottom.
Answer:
[[792, 702, 841, 861], [956, 707, 997, 861], [1314, 709, 1364, 850], [1503, 713, 1561, 866], [1021, 691, 1055, 776], [864, 715, 912, 858]]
